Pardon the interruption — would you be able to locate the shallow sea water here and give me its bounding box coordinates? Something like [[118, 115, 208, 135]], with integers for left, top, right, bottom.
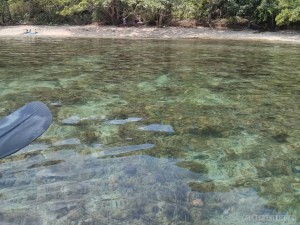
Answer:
[[0, 37, 299, 225]]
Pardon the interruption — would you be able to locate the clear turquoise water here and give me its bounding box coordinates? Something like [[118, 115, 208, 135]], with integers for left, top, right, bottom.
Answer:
[[0, 37, 299, 225]]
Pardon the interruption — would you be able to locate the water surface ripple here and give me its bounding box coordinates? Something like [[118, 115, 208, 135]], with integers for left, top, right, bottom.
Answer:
[[0, 38, 299, 224]]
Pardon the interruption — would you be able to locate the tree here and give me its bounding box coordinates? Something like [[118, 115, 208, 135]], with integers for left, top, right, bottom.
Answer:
[[276, 0, 300, 26], [58, 0, 129, 25], [134, 0, 174, 27], [256, 0, 278, 28], [124, 0, 197, 27], [0, 0, 12, 24], [1, 0, 300, 27]]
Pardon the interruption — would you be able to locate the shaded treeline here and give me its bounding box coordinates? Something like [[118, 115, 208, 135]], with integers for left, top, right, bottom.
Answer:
[[0, 0, 299, 29]]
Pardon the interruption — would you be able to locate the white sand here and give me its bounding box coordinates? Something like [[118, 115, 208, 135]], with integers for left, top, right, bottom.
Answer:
[[0, 25, 299, 43]]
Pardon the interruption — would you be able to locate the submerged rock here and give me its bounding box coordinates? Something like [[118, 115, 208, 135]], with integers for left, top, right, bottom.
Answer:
[[50, 101, 63, 107], [189, 181, 215, 192], [138, 124, 174, 133], [97, 143, 155, 157], [176, 161, 209, 174], [199, 126, 223, 138], [107, 117, 143, 125], [124, 165, 137, 176], [292, 166, 300, 174], [272, 132, 289, 143], [53, 138, 81, 146], [22, 143, 50, 152], [62, 116, 81, 125]]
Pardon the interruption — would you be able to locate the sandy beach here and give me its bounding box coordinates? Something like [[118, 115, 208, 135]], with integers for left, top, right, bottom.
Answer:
[[0, 24, 299, 43]]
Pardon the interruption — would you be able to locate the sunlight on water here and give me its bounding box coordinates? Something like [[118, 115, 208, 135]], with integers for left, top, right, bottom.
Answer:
[[0, 38, 299, 224]]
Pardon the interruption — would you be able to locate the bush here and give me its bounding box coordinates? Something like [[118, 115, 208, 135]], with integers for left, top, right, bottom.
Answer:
[[9, 0, 31, 23]]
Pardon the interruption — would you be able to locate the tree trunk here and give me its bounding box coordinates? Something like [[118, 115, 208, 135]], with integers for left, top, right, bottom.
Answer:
[[1, 0, 3, 24], [112, 8, 115, 24], [158, 12, 164, 28], [4, 1, 11, 21], [1, 6, 4, 24], [0, 0, 12, 24], [270, 13, 275, 31], [109, 0, 119, 25], [208, 0, 212, 26], [92, 7, 101, 23], [108, 0, 121, 25], [29, 0, 33, 19], [115, 0, 120, 25]]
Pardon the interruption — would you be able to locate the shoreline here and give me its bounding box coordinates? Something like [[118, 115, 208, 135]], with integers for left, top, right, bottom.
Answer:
[[0, 25, 299, 44]]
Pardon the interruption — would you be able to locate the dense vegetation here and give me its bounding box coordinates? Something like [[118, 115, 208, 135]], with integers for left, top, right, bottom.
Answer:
[[1, 0, 299, 29]]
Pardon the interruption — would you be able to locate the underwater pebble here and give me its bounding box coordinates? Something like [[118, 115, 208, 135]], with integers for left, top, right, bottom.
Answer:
[[192, 198, 203, 207], [56, 206, 85, 222], [107, 117, 143, 125], [61, 183, 89, 196], [50, 101, 63, 107], [152, 205, 160, 214], [272, 133, 289, 143], [0, 177, 16, 187], [175, 185, 189, 201], [138, 124, 174, 133], [91, 143, 104, 148], [164, 204, 176, 219], [22, 217, 43, 225], [157, 189, 176, 202], [290, 183, 300, 192], [155, 174, 167, 183], [163, 204, 193, 222], [124, 165, 137, 176], [36, 172, 73, 184], [53, 138, 81, 146], [176, 207, 194, 222], [62, 116, 81, 124], [292, 166, 300, 174], [47, 201, 80, 213]]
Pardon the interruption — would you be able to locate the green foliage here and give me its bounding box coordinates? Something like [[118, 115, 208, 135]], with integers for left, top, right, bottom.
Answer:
[[224, 0, 261, 21], [58, 0, 93, 16], [172, 0, 203, 19], [1, 0, 299, 27], [276, 0, 300, 25], [256, 0, 278, 22], [223, 0, 239, 17], [9, 0, 31, 21]]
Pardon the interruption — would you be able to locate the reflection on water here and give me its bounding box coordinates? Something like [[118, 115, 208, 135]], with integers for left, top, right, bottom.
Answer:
[[0, 38, 299, 224]]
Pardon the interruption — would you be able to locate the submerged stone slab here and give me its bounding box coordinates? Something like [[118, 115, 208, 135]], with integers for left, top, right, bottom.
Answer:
[[107, 117, 143, 125], [61, 116, 81, 125], [50, 101, 63, 107], [138, 124, 174, 133], [22, 143, 50, 152], [97, 143, 155, 157], [53, 138, 81, 146]]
